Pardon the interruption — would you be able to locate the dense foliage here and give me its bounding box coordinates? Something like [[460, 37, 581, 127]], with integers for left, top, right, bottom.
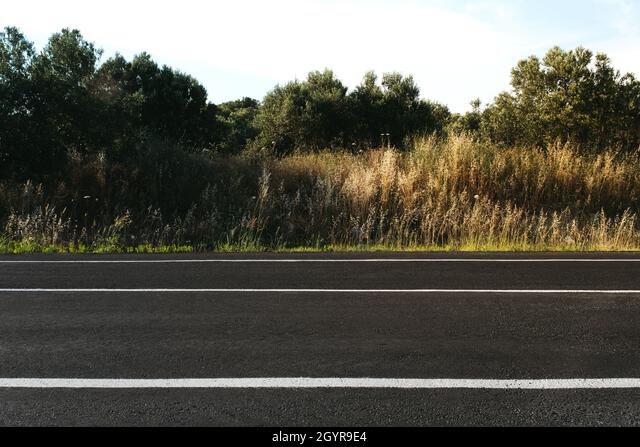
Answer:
[[254, 70, 450, 154], [455, 47, 640, 151]]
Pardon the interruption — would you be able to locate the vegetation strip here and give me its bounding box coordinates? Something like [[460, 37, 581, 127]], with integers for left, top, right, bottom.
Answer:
[[2, 28, 640, 253]]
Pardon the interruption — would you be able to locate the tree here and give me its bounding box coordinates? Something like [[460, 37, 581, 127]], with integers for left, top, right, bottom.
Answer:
[[448, 99, 483, 136], [302, 70, 350, 149], [216, 97, 260, 154], [95, 52, 221, 152], [0, 27, 36, 179], [30, 28, 103, 154], [347, 71, 386, 148], [1, 27, 102, 179], [345, 71, 450, 149], [482, 92, 530, 147], [254, 70, 349, 154], [380, 73, 421, 147], [484, 46, 640, 151]]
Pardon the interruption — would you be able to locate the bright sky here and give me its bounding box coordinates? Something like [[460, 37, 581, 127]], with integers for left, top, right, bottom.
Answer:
[[3, 0, 639, 112]]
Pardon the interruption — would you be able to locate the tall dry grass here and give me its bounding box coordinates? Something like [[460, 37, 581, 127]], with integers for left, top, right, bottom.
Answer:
[[2, 134, 640, 251], [255, 135, 640, 250]]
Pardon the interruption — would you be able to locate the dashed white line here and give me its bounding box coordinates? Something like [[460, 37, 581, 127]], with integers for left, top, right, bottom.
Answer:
[[1, 378, 640, 389]]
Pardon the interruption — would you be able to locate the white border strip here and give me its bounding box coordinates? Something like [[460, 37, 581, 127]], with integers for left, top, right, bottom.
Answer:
[[1, 289, 640, 294], [1, 378, 640, 389], [1, 258, 640, 264]]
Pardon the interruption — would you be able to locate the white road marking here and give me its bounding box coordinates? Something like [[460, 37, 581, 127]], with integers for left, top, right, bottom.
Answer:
[[1, 378, 640, 389], [1, 289, 640, 294], [1, 258, 640, 264]]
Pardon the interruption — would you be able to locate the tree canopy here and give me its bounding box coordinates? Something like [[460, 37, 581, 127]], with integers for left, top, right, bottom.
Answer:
[[478, 46, 640, 151], [254, 70, 450, 154]]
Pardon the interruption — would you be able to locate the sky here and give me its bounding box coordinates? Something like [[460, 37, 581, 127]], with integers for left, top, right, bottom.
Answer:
[[2, 0, 640, 112]]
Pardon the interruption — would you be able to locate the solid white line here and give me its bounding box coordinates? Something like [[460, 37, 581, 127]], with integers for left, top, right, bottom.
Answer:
[[1, 378, 640, 389], [1, 258, 640, 264], [1, 289, 640, 294]]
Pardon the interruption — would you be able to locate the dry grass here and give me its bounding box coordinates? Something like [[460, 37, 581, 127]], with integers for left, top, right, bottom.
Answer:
[[257, 135, 640, 250], [2, 135, 640, 252]]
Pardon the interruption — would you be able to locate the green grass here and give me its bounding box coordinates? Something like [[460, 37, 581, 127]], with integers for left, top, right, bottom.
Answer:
[[0, 240, 195, 255], [2, 239, 640, 255]]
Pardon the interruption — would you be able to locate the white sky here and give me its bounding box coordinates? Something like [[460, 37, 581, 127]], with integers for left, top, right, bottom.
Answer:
[[3, 0, 640, 112]]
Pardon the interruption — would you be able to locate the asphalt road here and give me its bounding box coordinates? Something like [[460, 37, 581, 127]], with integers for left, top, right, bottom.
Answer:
[[1, 253, 640, 427]]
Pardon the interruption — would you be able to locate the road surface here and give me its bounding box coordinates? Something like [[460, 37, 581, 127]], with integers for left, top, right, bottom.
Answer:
[[1, 253, 640, 426]]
